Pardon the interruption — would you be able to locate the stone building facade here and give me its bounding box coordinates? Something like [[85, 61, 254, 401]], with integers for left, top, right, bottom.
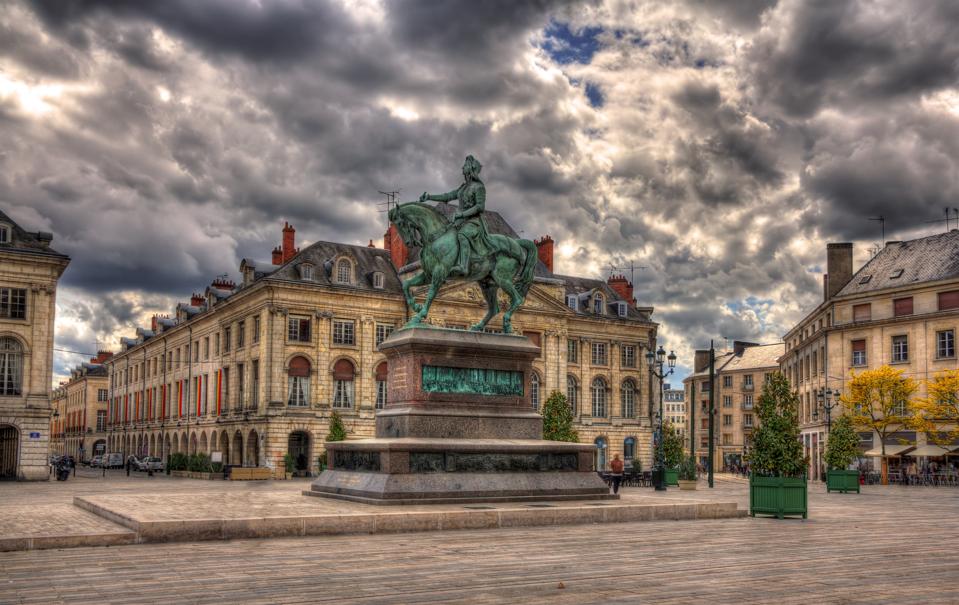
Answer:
[[663, 383, 686, 438], [50, 352, 112, 462], [683, 342, 783, 471], [105, 217, 659, 475], [782, 233, 959, 477], [0, 209, 70, 480]]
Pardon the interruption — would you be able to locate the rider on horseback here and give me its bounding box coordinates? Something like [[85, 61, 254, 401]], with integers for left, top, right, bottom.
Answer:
[[419, 155, 491, 276]]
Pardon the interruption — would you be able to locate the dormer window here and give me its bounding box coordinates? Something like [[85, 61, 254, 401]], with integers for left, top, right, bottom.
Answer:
[[566, 295, 577, 310], [890, 269, 904, 279], [372, 272, 384, 289], [593, 295, 604, 315], [299, 263, 314, 281], [858, 275, 872, 285], [617, 301, 627, 317], [335, 259, 352, 284], [0, 224, 9, 244]]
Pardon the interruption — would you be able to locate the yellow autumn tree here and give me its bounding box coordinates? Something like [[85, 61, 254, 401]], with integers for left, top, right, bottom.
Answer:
[[840, 366, 918, 485], [913, 369, 959, 446]]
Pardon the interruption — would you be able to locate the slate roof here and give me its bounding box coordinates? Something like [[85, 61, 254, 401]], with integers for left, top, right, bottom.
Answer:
[[267, 240, 403, 294], [556, 274, 652, 321], [836, 230, 959, 297], [722, 343, 785, 371], [0, 207, 69, 260]]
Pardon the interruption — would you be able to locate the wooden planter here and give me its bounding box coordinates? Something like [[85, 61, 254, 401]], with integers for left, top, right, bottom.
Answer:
[[826, 469, 860, 494], [677, 479, 697, 490], [664, 469, 679, 486], [749, 475, 808, 519]]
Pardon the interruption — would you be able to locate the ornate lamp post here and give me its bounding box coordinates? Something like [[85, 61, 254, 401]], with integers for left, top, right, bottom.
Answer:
[[647, 345, 677, 491], [813, 388, 838, 433]]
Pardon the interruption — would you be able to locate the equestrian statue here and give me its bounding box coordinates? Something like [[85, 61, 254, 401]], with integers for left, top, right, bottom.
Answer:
[[388, 155, 538, 333]]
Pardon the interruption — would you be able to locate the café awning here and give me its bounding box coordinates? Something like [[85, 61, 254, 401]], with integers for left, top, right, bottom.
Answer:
[[862, 444, 915, 457], [904, 445, 950, 457]]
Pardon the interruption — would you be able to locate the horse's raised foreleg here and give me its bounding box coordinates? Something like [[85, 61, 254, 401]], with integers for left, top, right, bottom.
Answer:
[[401, 272, 428, 318], [408, 270, 446, 328], [471, 280, 499, 331], [492, 258, 523, 334]]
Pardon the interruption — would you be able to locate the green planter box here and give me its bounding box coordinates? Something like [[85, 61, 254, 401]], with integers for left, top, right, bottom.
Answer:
[[665, 468, 679, 486], [749, 475, 807, 519], [826, 469, 860, 494]]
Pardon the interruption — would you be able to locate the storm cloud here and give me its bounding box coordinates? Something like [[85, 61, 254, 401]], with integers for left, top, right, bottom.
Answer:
[[1, 0, 957, 383]]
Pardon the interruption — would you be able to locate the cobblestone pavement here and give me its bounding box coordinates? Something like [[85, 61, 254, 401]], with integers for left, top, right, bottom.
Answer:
[[0, 477, 956, 604]]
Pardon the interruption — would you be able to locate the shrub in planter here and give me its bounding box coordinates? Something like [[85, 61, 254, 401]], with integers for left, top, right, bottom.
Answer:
[[746, 372, 808, 519], [824, 415, 861, 494], [630, 457, 642, 473], [542, 391, 579, 442], [169, 452, 189, 471], [677, 455, 698, 490], [211, 461, 224, 474], [187, 453, 212, 473], [283, 453, 295, 475], [657, 421, 684, 485], [317, 452, 327, 472]]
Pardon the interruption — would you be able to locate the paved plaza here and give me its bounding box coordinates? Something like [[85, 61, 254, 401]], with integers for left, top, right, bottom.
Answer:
[[0, 474, 957, 603]]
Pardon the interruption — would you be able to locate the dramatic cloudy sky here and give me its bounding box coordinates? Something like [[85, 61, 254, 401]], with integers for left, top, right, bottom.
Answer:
[[3, 0, 959, 386]]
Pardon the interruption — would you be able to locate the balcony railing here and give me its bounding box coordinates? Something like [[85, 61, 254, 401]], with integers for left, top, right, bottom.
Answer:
[[741, 403, 753, 410], [742, 383, 754, 391]]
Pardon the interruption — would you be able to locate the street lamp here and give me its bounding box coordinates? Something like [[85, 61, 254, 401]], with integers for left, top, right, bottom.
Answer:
[[647, 345, 677, 491], [813, 388, 838, 433]]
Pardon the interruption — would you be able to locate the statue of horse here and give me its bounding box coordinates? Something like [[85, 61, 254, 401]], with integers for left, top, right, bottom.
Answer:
[[388, 201, 538, 333]]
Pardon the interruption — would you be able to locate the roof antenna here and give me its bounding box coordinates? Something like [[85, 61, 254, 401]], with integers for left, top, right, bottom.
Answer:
[[608, 260, 648, 285], [868, 215, 885, 243], [377, 190, 400, 228], [925, 208, 952, 233]]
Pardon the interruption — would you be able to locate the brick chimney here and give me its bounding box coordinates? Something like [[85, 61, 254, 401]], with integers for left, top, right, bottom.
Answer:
[[91, 351, 113, 364], [534, 235, 554, 272], [825, 242, 853, 301], [733, 341, 759, 356], [607, 274, 634, 306], [190, 293, 204, 307], [384, 223, 408, 268], [151, 314, 159, 333], [282, 222, 298, 263], [211, 276, 236, 290], [272, 246, 283, 265]]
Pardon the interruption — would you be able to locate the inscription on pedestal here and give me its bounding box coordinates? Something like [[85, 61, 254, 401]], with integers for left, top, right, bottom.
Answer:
[[333, 450, 381, 472], [421, 365, 524, 396], [409, 452, 579, 473]]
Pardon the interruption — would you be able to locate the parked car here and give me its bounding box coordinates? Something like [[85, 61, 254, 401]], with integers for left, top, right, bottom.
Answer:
[[89, 455, 104, 468], [105, 453, 124, 469], [134, 456, 164, 472]]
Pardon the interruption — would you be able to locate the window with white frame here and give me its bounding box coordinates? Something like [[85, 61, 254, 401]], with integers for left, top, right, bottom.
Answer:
[[287, 356, 310, 407], [621, 344, 636, 368], [937, 330, 955, 359], [621, 379, 636, 417], [530, 373, 540, 411], [300, 263, 314, 281], [252, 315, 261, 343], [591, 342, 608, 366], [288, 316, 312, 342], [0, 337, 23, 395], [852, 339, 866, 366], [333, 320, 355, 345], [96, 410, 107, 432], [743, 394, 753, 409], [372, 272, 385, 289], [743, 413, 753, 427], [593, 295, 604, 314], [236, 321, 245, 348], [623, 436, 636, 461], [892, 335, 908, 363], [723, 375, 732, 388], [335, 259, 352, 284], [376, 378, 387, 409], [375, 323, 394, 346], [591, 377, 607, 417], [98, 389, 108, 402], [567, 339, 578, 363], [617, 302, 627, 317], [0, 224, 8, 243], [723, 395, 732, 408], [566, 295, 577, 310], [333, 379, 353, 409]]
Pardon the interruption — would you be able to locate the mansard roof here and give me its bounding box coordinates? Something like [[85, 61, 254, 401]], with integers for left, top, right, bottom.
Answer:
[[266, 240, 403, 294], [836, 230, 959, 297], [557, 274, 652, 322], [0, 207, 70, 260]]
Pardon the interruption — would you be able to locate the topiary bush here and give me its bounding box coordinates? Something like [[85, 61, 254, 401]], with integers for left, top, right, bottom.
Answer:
[[541, 390, 579, 442], [326, 411, 347, 442], [187, 453, 212, 473], [658, 421, 685, 469], [824, 415, 861, 470], [169, 452, 189, 471], [746, 372, 807, 478]]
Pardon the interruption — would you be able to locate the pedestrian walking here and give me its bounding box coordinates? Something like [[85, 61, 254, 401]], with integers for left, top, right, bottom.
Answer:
[[610, 454, 624, 495]]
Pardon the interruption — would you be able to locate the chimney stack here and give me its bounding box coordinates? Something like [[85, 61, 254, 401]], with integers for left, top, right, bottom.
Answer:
[[211, 276, 236, 290], [733, 341, 759, 356], [91, 351, 113, 364], [190, 293, 204, 307], [693, 350, 710, 373], [534, 235, 554, 272], [607, 274, 634, 306], [384, 223, 408, 268], [825, 243, 853, 301], [281, 222, 298, 263]]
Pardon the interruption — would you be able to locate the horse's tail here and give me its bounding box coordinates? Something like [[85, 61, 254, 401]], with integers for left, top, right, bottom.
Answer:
[[517, 239, 538, 296]]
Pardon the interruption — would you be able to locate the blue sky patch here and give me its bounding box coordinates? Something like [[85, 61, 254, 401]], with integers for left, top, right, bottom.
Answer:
[[585, 82, 604, 108], [542, 21, 603, 65]]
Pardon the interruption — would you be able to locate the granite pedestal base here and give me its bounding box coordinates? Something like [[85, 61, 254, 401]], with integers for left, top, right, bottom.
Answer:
[[308, 328, 612, 504]]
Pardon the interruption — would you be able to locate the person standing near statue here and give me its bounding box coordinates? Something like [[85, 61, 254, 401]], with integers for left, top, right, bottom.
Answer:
[[610, 454, 625, 494], [419, 155, 492, 276]]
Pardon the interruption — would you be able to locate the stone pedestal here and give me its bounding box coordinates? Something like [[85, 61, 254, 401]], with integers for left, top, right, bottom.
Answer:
[[307, 328, 613, 504]]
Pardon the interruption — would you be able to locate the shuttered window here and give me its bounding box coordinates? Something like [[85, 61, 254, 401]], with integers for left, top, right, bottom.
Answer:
[[853, 304, 871, 322], [893, 297, 913, 317], [851, 339, 867, 366], [938, 290, 959, 311]]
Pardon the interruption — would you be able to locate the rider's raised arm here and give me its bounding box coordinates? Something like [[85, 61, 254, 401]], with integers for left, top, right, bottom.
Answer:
[[426, 189, 458, 203]]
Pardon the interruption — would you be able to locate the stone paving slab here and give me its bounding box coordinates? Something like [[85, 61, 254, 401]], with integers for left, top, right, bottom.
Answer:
[[0, 503, 136, 552], [73, 488, 744, 545]]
